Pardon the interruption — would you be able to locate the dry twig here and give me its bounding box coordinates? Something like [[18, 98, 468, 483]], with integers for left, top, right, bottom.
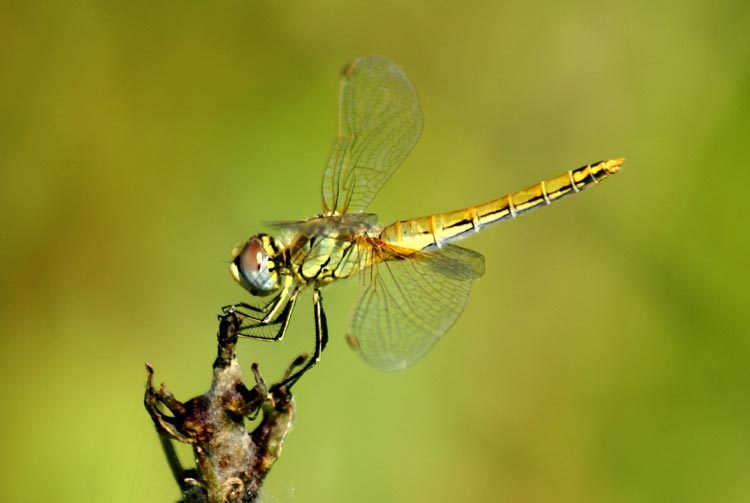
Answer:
[[145, 311, 303, 503]]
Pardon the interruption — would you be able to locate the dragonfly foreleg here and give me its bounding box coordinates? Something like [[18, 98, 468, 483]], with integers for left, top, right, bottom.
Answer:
[[223, 274, 298, 326], [234, 286, 300, 342], [221, 297, 278, 320]]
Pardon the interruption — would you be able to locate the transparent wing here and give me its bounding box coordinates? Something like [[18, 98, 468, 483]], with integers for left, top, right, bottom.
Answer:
[[346, 244, 485, 371], [266, 213, 379, 234], [322, 56, 423, 215]]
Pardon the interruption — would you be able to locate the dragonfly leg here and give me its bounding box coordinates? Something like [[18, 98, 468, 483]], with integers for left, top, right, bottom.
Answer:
[[275, 287, 328, 390], [231, 286, 301, 342], [222, 296, 278, 319], [222, 274, 296, 321], [222, 301, 265, 316]]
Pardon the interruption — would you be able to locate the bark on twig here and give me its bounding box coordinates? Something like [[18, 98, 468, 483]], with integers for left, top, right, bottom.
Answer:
[[144, 311, 302, 503]]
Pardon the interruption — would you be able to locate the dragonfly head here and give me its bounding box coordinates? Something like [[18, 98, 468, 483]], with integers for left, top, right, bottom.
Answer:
[[230, 234, 284, 296]]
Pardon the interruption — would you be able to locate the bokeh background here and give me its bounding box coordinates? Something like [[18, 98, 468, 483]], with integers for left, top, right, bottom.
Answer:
[[2, 1, 748, 502]]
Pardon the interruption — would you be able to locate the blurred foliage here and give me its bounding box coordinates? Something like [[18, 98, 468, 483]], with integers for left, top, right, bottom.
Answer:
[[1, 1, 748, 502]]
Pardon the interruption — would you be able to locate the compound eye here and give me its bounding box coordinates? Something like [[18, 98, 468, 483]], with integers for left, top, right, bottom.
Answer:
[[240, 238, 265, 273], [236, 237, 275, 292]]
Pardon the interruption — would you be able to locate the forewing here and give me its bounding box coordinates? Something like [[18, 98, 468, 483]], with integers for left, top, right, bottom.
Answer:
[[346, 244, 485, 371], [322, 56, 423, 215]]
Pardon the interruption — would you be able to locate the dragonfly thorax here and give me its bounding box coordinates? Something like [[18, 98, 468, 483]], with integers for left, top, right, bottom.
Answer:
[[230, 234, 286, 296]]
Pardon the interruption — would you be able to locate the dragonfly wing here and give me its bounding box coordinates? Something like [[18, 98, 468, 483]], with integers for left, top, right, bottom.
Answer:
[[322, 56, 423, 215], [346, 244, 485, 371]]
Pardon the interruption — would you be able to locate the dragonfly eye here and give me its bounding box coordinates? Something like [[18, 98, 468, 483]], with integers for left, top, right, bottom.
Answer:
[[233, 236, 277, 294]]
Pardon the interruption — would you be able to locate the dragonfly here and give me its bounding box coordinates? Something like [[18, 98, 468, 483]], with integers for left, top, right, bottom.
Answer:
[[226, 56, 622, 386]]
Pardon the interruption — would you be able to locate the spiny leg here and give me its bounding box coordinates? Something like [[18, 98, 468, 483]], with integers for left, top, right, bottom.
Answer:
[[222, 294, 282, 320], [222, 275, 297, 325], [274, 287, 328, 390], [221, 297, 279, 327], [235, 286, 301, 342]]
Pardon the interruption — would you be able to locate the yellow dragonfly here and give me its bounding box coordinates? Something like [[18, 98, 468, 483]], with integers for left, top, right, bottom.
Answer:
[[226, 56, 622, 385]]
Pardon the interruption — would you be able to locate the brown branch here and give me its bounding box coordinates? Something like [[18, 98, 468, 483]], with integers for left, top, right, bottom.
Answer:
[[144, 311, 302, 503]]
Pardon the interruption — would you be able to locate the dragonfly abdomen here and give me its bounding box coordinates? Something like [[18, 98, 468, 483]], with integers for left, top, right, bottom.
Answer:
[[380, 158, 623, 250]]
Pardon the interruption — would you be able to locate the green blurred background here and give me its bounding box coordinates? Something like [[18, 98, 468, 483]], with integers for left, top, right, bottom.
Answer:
[[2, 1, 748, 502]]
